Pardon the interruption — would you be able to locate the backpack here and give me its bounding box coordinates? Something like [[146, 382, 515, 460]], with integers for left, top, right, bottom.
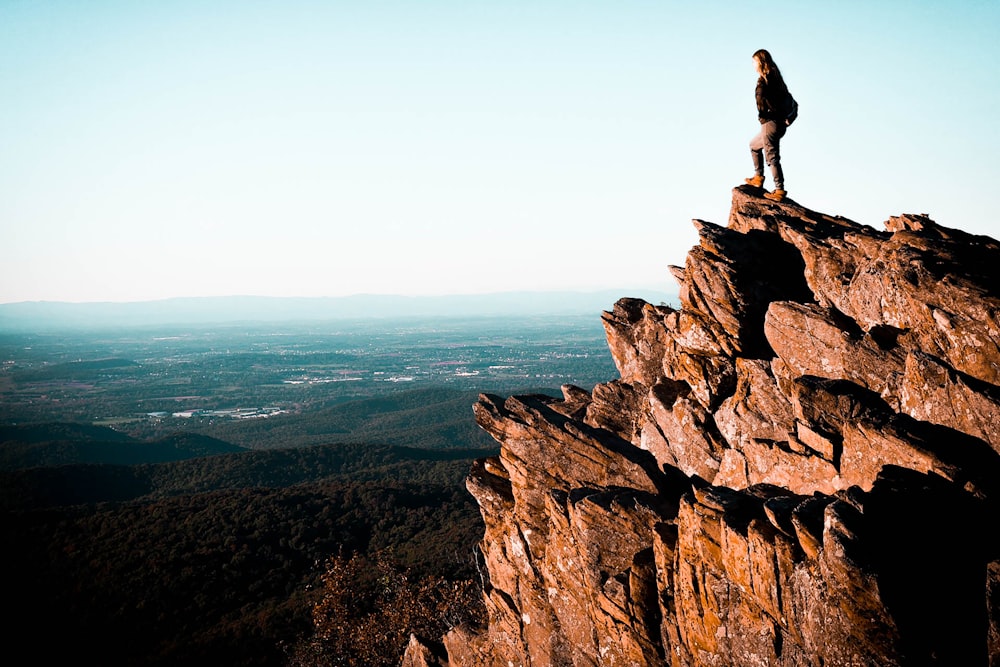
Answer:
[[785, 94, 799, 125]]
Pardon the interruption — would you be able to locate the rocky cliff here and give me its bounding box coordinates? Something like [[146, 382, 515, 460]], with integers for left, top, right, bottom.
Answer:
[[404, 187, 1000, 666]]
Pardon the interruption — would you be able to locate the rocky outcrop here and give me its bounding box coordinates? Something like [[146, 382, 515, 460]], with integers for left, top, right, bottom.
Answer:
[[404, 187, 1000, 666]]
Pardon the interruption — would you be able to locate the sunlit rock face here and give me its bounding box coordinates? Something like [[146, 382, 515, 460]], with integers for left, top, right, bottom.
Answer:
[[405, 186, 1000, 666]]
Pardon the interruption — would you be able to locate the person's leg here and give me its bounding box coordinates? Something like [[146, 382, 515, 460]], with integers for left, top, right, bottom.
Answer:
[[762, 121, 786, 191], [746, 128, 766, 187], [749, 129, 765, 178]]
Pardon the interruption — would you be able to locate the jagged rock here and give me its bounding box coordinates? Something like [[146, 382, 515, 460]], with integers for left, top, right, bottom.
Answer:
[[645, 377, 726, 483], [404, 187, 1000, 666], [899, 350, 1000, 453], [400, 634, 447, 667]]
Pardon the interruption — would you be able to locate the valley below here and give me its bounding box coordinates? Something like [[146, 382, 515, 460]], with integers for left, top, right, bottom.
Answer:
[[0, 312, 621, 665]]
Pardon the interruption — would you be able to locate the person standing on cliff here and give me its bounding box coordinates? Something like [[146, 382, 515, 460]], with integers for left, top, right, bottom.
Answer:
[[744, 49, 797, 202]]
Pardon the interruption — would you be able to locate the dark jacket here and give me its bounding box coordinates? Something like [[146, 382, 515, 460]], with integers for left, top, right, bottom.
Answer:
[[756, 75, 792, 123]]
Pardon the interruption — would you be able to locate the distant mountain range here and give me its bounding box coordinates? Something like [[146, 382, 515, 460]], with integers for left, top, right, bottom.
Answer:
[[0, 290, 678, 330]]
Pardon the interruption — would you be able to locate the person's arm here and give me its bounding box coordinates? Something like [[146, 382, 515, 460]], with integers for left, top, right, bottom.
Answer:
[[755, 79, 767, 122]]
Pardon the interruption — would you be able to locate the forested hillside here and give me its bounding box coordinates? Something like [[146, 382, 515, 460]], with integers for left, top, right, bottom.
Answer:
[[3, 441, 490, 666], [1, 388, 513, 665]]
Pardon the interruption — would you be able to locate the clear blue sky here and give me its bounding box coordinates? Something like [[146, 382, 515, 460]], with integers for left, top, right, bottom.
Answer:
[[2, 1, 998, 304]]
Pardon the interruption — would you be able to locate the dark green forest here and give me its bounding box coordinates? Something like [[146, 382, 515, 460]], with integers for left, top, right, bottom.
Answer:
[[2, 428, 494, 665]]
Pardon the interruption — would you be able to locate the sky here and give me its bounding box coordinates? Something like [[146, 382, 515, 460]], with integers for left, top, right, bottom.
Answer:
[[2, 0, 998, 304]]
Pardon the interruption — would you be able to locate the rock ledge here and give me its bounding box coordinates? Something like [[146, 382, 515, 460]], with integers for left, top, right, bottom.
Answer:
[[406, 187, 1000, 666]]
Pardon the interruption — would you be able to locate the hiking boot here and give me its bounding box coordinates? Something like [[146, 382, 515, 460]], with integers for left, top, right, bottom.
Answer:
[[764, 189, 787, 202], [744, 175, 764, 188]]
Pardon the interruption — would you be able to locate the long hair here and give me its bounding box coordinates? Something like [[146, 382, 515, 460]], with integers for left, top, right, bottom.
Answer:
[[753, 49, 784, 85]]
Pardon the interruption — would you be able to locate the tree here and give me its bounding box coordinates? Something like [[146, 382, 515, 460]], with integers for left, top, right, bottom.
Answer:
[[287, 549, 484, 666]]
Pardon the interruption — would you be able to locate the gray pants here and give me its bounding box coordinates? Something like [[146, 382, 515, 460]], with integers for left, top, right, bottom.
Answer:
[[750, 120, 786, 190]]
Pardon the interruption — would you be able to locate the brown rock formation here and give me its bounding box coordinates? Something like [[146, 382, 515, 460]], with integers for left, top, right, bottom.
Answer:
[[405, 187, 1000, 666]]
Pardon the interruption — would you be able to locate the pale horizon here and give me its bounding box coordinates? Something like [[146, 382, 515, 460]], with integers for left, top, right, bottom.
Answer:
[[0, 288, 681, 330], [0, 286, 677, 306], [4, 1, 998, 305]]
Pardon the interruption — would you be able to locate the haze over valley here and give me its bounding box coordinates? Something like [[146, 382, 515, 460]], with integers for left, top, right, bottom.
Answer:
[[0, 302, 643, 445]]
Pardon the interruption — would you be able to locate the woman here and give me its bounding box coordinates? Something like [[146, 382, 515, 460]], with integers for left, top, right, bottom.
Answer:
[[745, 49, 794, 201]]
